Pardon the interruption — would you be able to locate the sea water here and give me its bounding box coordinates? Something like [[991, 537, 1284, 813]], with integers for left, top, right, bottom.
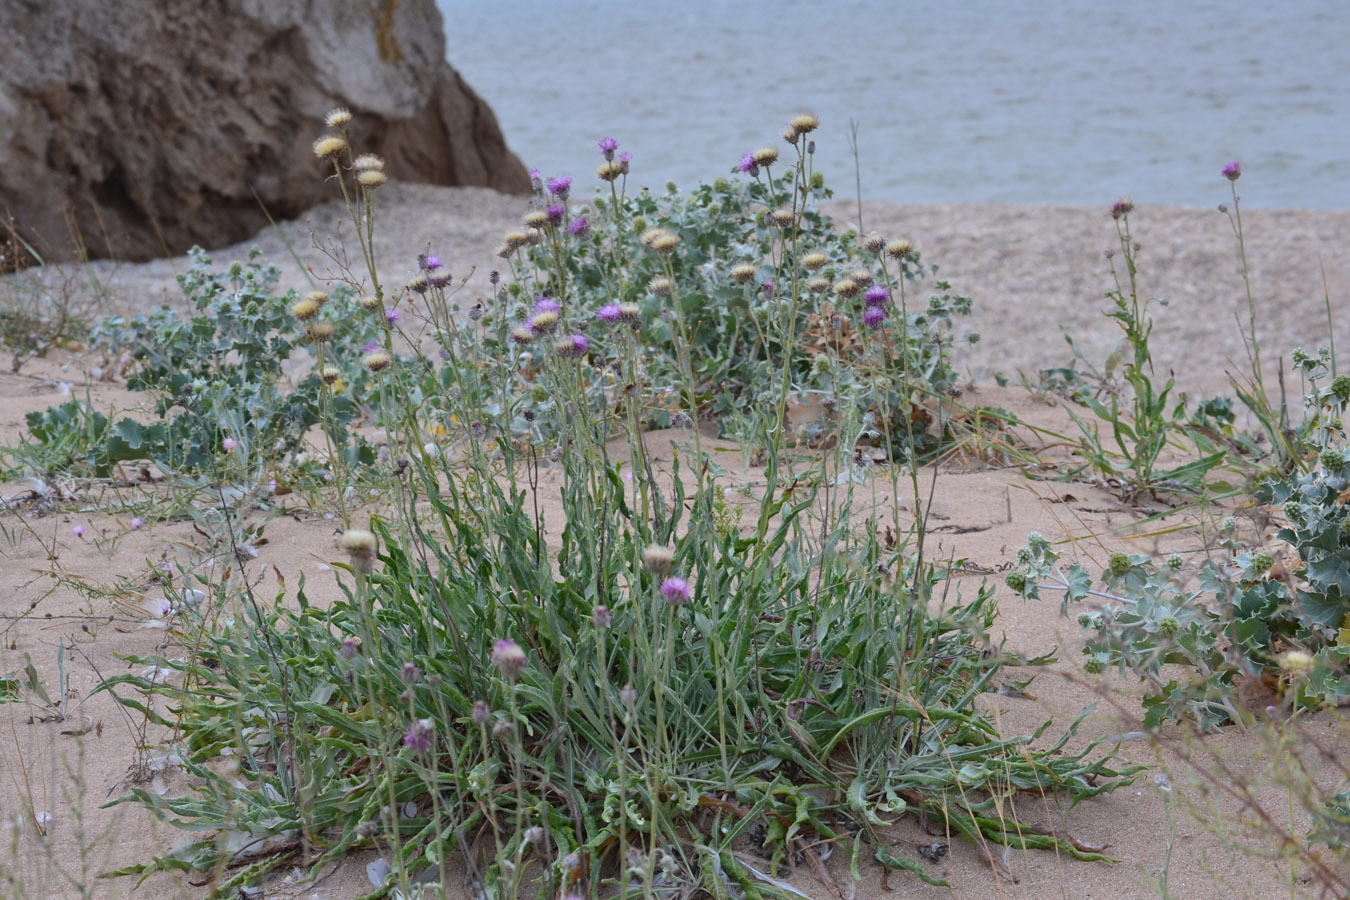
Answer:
[[439, 0, 1349, 209]]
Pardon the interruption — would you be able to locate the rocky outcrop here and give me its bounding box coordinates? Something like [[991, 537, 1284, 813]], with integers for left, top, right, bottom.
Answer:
[[0, 0, 530, 263]]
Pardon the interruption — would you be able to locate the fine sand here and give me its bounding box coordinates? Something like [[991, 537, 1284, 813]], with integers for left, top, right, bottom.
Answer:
[[1, 183, 1348, 899]]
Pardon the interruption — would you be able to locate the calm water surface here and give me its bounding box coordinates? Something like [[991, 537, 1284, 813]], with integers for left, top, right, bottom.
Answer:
[[439, 0, 1350, 209]]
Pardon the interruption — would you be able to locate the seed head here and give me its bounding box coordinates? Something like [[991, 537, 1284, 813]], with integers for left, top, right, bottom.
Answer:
[[730, 263, 758, 284], [643, 544, 675, 575], [885, 239, 915, 260], [353, 153, 384, 172], [862, 233, 888, 254], [407, 273, 429, 294], [313, 134, 348, 159], [504, 231, 532, 251], [530, 311, 559, 334], [801, 251, 828, 270], [834, 279, 860, 299], [1279, 650, 1315, 675], [428, 269, 452, 288], [291, 298, 321, 321], [325, 108, 352, 128], [523, 210, 549, 229], [618, 303, 641, 325], [307, 320, 335, 343], [340, 529, 377, 574], [1110, 197, 1134, 220], [807, 276, 830, 293], [788, 113, 820, 137], [752, 146, 780, 167], [620, 684, 638, 706], [848, 269, 873, 288], [649, 276, 674, 297], [359, 295, 379, 312], [357, 170, 387, 188], [491, 639, 527, 679], [596, 160, 624, 181], [510, 325, 535, 344], [641, 228, 680, 254], [363, 351, 392, 372], [320, 366, 341, 384]]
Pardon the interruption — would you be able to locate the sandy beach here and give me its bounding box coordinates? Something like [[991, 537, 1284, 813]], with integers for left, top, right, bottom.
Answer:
[[2, 184, 1348, 899]]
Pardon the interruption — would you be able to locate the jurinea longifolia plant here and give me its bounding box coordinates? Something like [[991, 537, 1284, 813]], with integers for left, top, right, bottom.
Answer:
[[102, 109, 1132, 900]]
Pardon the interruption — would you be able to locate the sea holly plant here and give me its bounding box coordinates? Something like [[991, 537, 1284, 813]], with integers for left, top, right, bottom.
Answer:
[[1012, 449, 1350, 729]]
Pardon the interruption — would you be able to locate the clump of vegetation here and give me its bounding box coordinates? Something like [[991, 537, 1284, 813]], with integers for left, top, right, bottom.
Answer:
[[73, 115, 1138, 900]]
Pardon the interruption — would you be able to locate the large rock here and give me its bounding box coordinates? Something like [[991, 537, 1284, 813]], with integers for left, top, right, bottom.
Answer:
[[0, 0, 530, 263]]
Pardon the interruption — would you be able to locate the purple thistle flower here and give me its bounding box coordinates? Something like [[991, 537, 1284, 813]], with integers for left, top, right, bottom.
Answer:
[[72, 524, 86, 538], [534, 297, 562, 316], [556, 333, 589, 358], [547, 175, 573, 200], [864, 285, 890, 307], [567, 216, 590, 238], [863, 306, 887, 329], [402, 718, 434, 753], [400, 662, 420, 684], [598, 136, 619, 159], [529, 168, 541, 188], [492, 639, 527, 679], [362, 340, 382, 352], [592, 605, 612, 628], [418, 253, 443, 272], [386, 309, 401, 324], [660, 576, 691, 606], [618, 151, 632, 173], [547, 204, 566, 225], [222, 437, 238, 452], [428, 269, 452, 288], [1222, 160, 1241, 181], [130, 517, 145, 530], [596, 303, 623, 323], [760, 280, 775, 299], [737, 153, 758, 175]]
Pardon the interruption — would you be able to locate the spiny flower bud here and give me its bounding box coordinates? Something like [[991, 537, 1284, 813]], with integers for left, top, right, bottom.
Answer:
[[340, 636, 363, 659], [325, 108, 352, 128], [1252, 550, 1275, 573], [1157, 615, 1180, 638], [801, 251, 828, 270], [1004, 572, 1027, 593], [1110, 196, 1135, 220], [1166, 553, 1184, 571], [1332, 374, 1350, 400], [591, 605, 612, 628], [313, 134, 348, 160], [1107, 551, 1132, 577], [1321, 448, 1344, 472], [730, 263, 758, 284], [491, 639, 527, 679], [643, 544, 674, 575], [471, 701, 492, 725], [1082, 657, 1105, 675], [885, 239, 915, 260], [862, 233, 888, 254]]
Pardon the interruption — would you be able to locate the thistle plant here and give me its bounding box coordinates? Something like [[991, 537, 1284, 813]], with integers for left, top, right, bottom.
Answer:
[[94, 113, 1138, 900]]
